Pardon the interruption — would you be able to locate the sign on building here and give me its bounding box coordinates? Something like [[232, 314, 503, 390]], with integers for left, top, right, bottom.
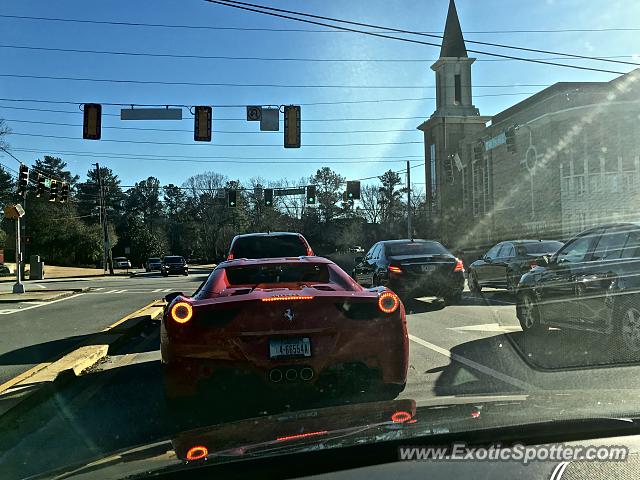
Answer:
[[484, 132, 506, 151]]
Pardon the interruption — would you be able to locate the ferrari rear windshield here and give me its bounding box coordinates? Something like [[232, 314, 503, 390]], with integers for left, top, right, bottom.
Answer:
[[386, 241, 449, 257], [225, 263, 330, 285], [232, 235, 307, 258]]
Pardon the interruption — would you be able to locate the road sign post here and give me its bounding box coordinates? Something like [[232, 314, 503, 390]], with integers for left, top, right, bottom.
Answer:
[[4, 204, 26, 294]]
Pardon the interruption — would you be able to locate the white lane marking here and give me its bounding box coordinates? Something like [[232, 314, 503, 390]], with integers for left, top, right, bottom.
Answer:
[[0, 293, 85, 315], [151, 288, 163, 293], [448, 323, 521, 333], [34, 284, 47, 289], [408, 333, 536, 390], [162, 288, 174, 293], [93, 287, 104, 291]]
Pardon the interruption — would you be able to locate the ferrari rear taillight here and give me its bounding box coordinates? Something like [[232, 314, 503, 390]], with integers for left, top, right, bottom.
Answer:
[[378, 291, 400, 314], [170, 301, 193, 324], [261, 295, 314, 302], [454, 258, 464, 272], [186, 445, 208, 461]]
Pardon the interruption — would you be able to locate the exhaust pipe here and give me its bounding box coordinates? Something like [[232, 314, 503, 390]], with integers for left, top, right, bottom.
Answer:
[[285, 368, 298, 381], [299, 367, 314, 381], [269, 369, 283, 383]]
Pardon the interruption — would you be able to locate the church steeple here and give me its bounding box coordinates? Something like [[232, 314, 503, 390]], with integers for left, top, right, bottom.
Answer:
[[440, 0, 468, 58], [430, 0, 478, 117]]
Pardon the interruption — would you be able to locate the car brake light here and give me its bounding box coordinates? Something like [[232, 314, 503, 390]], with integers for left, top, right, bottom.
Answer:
[[186, 445, 208, 461], [378, 291, 400, 314], [261, 295, 314, 302], [227, 253, 234, 260], [388, 265, 403, 274], [170, 301, 193, 324], [454, 258, 464, 272]]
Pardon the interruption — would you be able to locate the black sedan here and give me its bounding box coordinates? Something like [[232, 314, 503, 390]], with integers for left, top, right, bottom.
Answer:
[[516, 223, 640, 352], [161, 256, 189, 276], [467, 240, 563, 294], [352, 239, 465, 304]]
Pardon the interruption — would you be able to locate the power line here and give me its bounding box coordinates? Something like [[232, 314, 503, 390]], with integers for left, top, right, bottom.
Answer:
[[211, 0, 640, 68], [0, 146, 71, 185], [0, 104, 430, 122], [0, 43, 635, 65], [205, 0, 627, 75], [11, 147, 423, 164], [0, 73, 554, 89], [1, 13, 637, 35], [0, 91, 540, 107], [8, 131, 424, 147], [0, 118, 423, 134]]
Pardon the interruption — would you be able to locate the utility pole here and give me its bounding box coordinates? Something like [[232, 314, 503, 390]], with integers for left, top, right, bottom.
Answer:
[[94, 164, 113, 275], [407, 160, 412, 240]]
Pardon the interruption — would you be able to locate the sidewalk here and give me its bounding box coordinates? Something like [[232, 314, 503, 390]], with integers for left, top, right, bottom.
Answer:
[[0, 264, 130, 282], [0, 289, 84, 303]]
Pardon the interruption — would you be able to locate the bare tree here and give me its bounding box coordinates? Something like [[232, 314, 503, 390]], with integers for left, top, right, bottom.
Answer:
[[360, 184, 382, 224]]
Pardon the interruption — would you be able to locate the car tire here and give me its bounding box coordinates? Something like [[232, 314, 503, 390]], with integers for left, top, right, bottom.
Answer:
[[444, 291, 463, 305], [468, 271, 482, 293], [612, 298, 640, 357], [517, 292, 545, 334], [375, 382, 406, 400], [162, 272, 168, 277]]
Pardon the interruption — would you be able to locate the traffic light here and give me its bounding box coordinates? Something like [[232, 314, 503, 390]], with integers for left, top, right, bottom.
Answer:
[[505, 128, 517, 154], [306, 185, 316, 205], [60, 183, 69, 203], [83, 103, 102, 140], [36, 174, 45, 197], [264, 188, 274, 207], [49, 180, 58, 202], [17, 165, 29, 196], [228, 189, 237, 208], [346, 180, 361, 200], [284, 105, 301, 148], [194, 106, 212, 142]]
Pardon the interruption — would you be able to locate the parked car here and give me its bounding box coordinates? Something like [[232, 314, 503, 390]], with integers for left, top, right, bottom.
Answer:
[[227, 232, 314, 260], [162, 256, 189, 276], [352, 239, 465, 304], [113, 257, 132, 269], [162, 256, 408, 400], [146, 257, 162, 272], [468, 240, 564, 294], [516, 224, 640, 352]]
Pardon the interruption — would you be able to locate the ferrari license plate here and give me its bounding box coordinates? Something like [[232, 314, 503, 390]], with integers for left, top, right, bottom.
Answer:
[[269, 338, 311, 359]]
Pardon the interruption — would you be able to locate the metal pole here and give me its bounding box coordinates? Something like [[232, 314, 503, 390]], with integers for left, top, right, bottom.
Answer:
[[94, 163, 106, 273], [13, 216, 25, 293], [407, 160, 412, 240]]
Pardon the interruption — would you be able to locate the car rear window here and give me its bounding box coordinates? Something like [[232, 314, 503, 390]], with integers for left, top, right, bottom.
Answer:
[[231, 235, 307, 258], [164, 256, 184, 264], [224, 263, 329, 286], [386, 241, 449, 256], [523, 241, 564, 254]]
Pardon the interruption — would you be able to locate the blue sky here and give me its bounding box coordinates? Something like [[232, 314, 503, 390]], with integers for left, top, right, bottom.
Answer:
[[1, 0, 639, 190]]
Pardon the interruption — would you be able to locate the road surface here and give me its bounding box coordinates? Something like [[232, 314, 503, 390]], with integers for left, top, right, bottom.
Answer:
[[2, 286, 640, 479]]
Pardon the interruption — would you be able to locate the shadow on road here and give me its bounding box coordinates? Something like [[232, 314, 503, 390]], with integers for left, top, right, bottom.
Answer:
[[0, 334, 95, 366]]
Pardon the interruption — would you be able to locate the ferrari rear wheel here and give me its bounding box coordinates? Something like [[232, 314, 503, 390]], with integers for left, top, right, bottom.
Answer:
[[375, 382, 406, 400]]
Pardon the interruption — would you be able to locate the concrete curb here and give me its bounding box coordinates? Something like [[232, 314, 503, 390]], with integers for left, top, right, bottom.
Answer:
[[0, 301, 165, 419], [0, 287, 89, 304]]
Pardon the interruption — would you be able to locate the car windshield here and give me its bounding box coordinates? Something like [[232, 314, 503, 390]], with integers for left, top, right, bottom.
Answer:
[[522, 241, 564, 254], [3, 1, 640, 478], [232, 235, 307, 258], [386, 242, 449, 257]]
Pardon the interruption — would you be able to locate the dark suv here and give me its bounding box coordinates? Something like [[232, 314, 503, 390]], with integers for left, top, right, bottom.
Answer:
[[161, 256, 189, 276], [227, 232, 314, 260], [516, 224, 640, 352]]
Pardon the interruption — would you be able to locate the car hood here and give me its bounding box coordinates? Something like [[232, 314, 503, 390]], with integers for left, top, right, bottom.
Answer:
[[32, 390, 640, 479]]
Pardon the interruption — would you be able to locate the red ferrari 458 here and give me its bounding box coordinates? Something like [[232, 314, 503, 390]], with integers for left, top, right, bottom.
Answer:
[[161, 256, 408, 400]]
